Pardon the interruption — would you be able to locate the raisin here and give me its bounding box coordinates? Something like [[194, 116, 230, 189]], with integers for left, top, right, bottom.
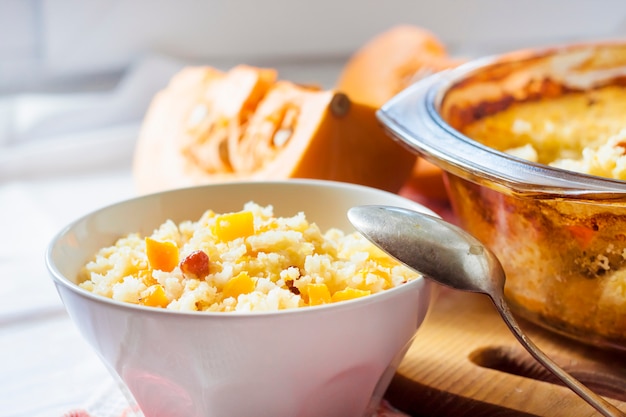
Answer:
[[180, 250, 210, 278], [285, 279, 300, 295]]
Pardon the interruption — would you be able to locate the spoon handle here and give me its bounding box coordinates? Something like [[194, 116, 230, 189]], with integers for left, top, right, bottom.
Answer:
[[494, 298, 625, 417]]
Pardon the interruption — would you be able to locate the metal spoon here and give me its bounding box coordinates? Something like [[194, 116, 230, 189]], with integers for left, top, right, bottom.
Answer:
[[348, 205, 625, 417]]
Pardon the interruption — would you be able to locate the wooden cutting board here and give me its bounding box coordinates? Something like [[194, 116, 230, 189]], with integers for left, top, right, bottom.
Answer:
[[385, 287, 626, 417]]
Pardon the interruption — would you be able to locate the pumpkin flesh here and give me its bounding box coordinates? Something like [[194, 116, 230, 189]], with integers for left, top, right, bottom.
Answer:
[[133, 65, 416, 194]]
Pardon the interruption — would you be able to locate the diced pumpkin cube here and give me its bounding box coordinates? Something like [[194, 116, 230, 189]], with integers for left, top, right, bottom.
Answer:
[[567, 225, 596, 249], [145, 237, 179, 272], [358, 268, 392, 288], [307, 283, 332, 306], [223, 271, 256, 299], [213, 211, 255, 241], [370, 251, 398, 268], [331, 287, 371, 303], [141, 284, 169, 307], [138, 269, 157, 286]]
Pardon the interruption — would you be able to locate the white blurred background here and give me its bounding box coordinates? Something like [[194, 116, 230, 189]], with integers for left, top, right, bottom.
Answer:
[[2, 0, 626, 94]]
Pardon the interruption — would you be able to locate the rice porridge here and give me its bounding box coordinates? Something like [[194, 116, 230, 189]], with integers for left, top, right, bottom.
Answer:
[[79, 202, 419, 312]]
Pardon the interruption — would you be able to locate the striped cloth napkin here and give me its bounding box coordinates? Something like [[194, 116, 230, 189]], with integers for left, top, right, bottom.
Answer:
[[61, 381, 409, 417]]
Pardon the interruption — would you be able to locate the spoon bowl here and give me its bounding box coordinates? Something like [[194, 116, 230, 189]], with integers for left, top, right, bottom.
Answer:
[[347, 205, 625, 417], [347, 205, 504, 297]]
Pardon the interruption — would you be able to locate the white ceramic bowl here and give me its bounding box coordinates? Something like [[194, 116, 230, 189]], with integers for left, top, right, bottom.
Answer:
[[46, 179, 435, 417]]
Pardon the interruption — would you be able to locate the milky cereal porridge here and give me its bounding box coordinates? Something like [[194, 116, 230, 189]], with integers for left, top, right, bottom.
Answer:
[[79, 202, 420, 312]]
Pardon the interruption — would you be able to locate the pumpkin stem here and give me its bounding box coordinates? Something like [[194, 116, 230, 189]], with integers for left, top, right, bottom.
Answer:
[[330, 93, 351, 117]]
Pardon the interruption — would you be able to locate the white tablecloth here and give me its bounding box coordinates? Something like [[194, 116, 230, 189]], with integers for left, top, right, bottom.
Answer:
[[1, 167, 136, 417], [0, 54, 184, 417]]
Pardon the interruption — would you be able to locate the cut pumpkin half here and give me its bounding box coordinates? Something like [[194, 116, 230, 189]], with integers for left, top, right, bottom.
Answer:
[[336, 25, 464, 201], [133, 65, 416, 194]]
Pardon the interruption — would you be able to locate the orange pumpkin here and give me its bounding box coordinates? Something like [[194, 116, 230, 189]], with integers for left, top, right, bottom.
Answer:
[[336, 25, 464, 201], [133, 65, 416, 194]]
